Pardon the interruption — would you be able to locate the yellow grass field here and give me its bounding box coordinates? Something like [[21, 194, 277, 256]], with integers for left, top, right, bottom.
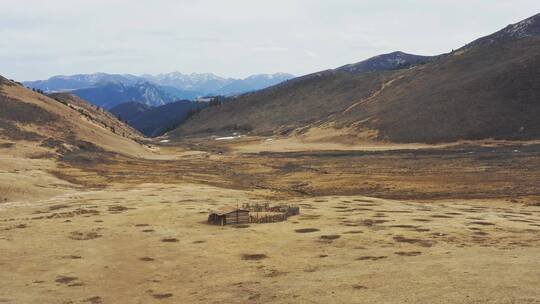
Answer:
[[2, 137, 540, 303]]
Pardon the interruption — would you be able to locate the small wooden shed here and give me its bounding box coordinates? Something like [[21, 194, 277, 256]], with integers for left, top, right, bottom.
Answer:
[[208, 207, 250, 226]]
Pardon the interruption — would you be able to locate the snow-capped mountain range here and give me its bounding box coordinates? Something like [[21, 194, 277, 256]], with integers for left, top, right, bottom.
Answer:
[[22, 72, 294, 109], [23, 72, 294, 97]]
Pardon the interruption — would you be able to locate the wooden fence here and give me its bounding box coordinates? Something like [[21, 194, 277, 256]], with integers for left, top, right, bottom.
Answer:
[[242, 203, 300, 224]]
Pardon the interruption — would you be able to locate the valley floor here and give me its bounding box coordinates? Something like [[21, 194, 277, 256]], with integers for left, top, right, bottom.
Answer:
[[1, 137, 540, 303]]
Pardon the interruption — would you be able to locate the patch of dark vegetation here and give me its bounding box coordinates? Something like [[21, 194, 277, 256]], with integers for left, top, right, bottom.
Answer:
[[63, 255, 82, 259], [0, 95, 60, 124], [0, 142, 15, 148], [241, 254, 268, 261], [47, 208, 100, 219], [177, 199, 196, 203], [351, 207, 373, 211], [304, 266, 319, 273], [394, 251, 422, 256], [413, 219, 431, 222], [319, 235, 341, 241], [352, 284, 368, 290], [356, 256, 387, 261], [390, 225, 418, 229], [69, 231, 101, 240], [0, 119, 43, 141], [161, 238, 178, 242], [83, 296, 103, 304], [468, 221, 496, 226], [153, 293, 173, 299], [359, 219, 388, 227], [263, 269, 289, 277], [509, 219, 534, 223], [142, 229, 155, 233], [353, 199, 375, 203], [55, 275, 78, 284], [458, 208, 482, 213], [376, 210, 413, 214], [140, 257, 155, 261], [49, 204, 69, 211], [467, 217, 485, 220], [319, 254, 328, 258], [58, 145, 112, 169], [40, 138, 67, 153], [431, 214, 454, 218], [15, 224, 27, 229], [108, 205, 130, 213], [295, 228, 320, 233], [344, 230, 363, 234], [393, 235, 435, 247], [135, 224, 150, 227], [192, 240, 206, 244]]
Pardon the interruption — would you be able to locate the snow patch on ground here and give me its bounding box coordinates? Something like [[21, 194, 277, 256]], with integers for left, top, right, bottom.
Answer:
[[215, 136, 242, 141]]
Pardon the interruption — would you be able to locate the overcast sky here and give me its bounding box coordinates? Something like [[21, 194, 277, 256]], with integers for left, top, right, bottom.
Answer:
[[2, 0, 540, 81]]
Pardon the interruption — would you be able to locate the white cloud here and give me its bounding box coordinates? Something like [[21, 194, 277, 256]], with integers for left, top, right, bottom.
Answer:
[[2, 0, 540, 80]]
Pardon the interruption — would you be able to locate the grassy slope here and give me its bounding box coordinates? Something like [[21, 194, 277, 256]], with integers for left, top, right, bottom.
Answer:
[[0, 76, 151, 157], [175, 38, 540, 143]]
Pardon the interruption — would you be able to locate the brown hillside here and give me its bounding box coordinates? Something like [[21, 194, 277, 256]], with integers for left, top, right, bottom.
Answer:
[[174, 30, 540, 144], [337, 37, 540, 143], [48, 92, 143, 139], [0, 76, 150, 156], [172, 70, 389, 137]]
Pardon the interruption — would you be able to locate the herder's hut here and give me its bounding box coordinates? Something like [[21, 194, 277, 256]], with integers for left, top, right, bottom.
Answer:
[[208, 207, 249, 226]]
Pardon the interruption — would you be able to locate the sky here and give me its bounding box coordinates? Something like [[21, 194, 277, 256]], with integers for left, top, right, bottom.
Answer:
[[2, 0, 540, 81]]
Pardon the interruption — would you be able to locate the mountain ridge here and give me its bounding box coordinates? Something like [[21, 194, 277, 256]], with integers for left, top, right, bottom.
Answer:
[[0, 75, 149, 156], [465, 13, 540, 48], [336, 51, 434, 74], [173, 13, 540, 144], [23, 72, 295, 96]]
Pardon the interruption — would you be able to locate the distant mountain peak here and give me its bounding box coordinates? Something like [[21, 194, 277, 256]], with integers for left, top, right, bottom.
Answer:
[[501, 13, 540, 38], [466, 13, 540, 48], [336, 51, 433, 74], [23, 72, 294, 100]]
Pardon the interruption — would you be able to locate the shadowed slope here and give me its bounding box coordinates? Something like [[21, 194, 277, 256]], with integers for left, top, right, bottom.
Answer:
[[0, 76, 150, 157]]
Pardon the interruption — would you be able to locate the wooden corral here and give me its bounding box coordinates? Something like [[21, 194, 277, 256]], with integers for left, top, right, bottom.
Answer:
[[208, 207, 249, 226], [208, 203, 300, 226], [243, 203, 300, 217], [249, 212, 287, 224]]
